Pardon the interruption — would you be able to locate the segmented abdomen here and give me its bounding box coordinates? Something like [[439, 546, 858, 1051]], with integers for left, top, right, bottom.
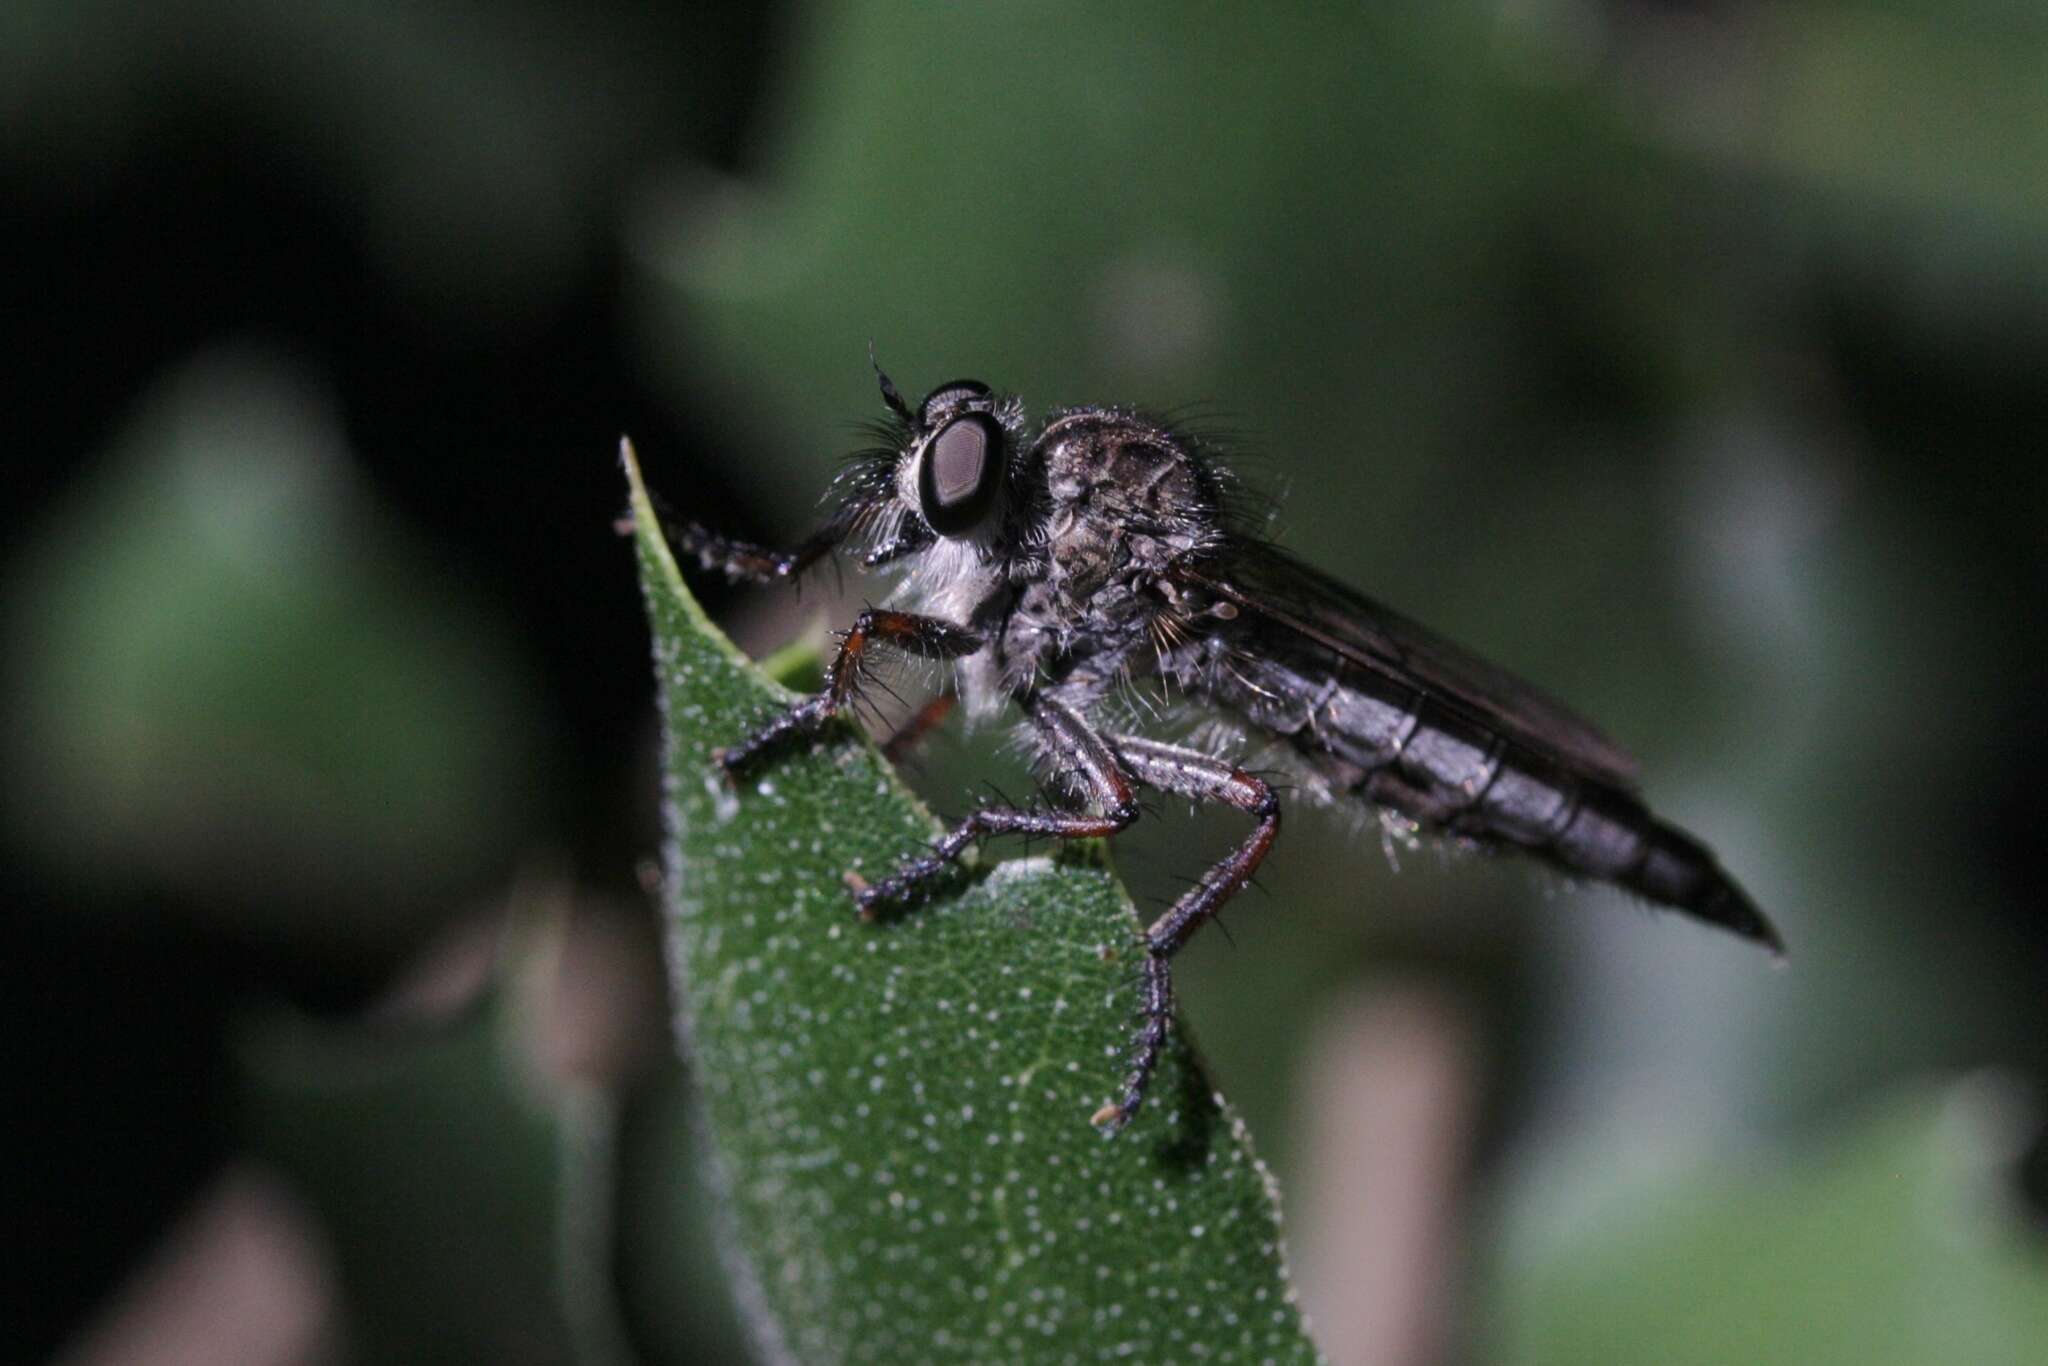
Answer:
[[1201, 648, 1777, 948]]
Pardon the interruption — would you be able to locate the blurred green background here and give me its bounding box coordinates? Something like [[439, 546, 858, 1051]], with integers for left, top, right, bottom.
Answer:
[[6, 2, 2045, 1362]]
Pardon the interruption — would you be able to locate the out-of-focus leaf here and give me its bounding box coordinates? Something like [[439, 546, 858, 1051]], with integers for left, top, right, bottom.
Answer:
[[240, 898, 758, 1366], [1, 352, 537, 952], [613, 1057, 761, 1366], [0, 0, 757, 325], [625, 445, 1319, 1363], [1488, 1080, 2048, 1366], [631, 3, 1537, 559], [238, 940, 580, 1363]]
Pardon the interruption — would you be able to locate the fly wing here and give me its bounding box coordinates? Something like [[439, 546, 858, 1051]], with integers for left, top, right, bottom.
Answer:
[[1171, 543, 1642, 791]]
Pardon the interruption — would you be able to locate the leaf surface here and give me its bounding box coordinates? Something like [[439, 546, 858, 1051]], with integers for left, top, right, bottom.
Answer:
[[625, 443, 1319, 1364]]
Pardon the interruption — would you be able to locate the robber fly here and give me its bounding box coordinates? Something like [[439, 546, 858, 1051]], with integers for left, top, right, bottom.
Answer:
[[663, 364, 1783, 1136]]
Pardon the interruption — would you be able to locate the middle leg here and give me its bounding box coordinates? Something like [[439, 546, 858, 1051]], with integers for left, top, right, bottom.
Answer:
[[846, 695, 1140, 918], [880, 690, 957, 763]]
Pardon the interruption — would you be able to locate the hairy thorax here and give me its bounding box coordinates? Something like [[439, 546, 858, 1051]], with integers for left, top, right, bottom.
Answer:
[[996, 412, 1215, 695]]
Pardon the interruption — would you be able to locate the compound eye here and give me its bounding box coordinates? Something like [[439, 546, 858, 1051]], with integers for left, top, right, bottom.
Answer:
[[918, 412, 1004, 536]]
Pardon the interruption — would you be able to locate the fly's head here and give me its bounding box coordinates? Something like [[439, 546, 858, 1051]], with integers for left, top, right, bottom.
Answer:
[[825, 367, 1231, 632], [836, 367, 1037, 616]]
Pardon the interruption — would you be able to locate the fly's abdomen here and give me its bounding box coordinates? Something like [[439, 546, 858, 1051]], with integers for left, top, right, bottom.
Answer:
[[1303, 675, 1781, 950], [1621, 817, 1780, 949], [1315, 681, 1514, 827]]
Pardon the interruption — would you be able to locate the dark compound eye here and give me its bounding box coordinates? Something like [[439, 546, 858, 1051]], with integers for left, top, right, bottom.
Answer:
[[918, 412, 1005, 536]]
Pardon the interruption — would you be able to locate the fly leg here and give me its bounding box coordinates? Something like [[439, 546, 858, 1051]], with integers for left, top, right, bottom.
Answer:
[[640, 493, 847, 584], [642, 496, 931, 582], [880, 691, 957, 763], [1092, 735, 1282, 1136], [717, 611, 981, 773], [846, 696, 1139, 918]]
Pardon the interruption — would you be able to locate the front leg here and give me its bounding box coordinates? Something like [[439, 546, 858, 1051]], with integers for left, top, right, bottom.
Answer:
[[717, 609, 982, 774], [675, 512, 927, 583], [671, 517, 843, 585], [846, 696, 1140, 917]]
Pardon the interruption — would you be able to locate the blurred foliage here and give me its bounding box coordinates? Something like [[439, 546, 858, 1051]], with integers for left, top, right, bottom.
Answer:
[[3, 352, 538, 958], [0, 0, 762, 330], [613, 1059, 764, 1366], [1488, 1080, 2048, 1365], [238, 899, 754, 1365], [628, 449, 1317, 1362], [238, 931, 584, 1363]]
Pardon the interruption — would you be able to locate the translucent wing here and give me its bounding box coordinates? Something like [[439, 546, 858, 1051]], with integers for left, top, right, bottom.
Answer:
[[1171, 544, 1642, 790]]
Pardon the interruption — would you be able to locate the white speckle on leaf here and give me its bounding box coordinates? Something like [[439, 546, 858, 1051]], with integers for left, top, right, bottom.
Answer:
[[705, 772, 740, 823]]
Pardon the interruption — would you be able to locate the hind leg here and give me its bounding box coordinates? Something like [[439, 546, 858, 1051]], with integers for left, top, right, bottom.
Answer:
[[1091, 735, 1282, 1135]]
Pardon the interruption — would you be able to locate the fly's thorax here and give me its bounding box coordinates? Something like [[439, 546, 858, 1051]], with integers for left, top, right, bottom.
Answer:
[[1034, 409, 1217, 616]]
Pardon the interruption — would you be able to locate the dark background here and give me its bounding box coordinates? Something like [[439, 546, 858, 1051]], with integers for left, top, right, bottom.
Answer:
[[7, 2, 2045, 1362]]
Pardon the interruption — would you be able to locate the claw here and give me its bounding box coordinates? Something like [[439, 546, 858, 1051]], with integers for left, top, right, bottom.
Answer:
[[843, 870, 880, 921], [1090, 1101, 1129, 1136]]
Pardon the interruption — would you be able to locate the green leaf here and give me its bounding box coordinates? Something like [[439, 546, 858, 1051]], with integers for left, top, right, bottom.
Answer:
[[1486, 1083, 2048, 1366], [624, 443, 1320, 1363]]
